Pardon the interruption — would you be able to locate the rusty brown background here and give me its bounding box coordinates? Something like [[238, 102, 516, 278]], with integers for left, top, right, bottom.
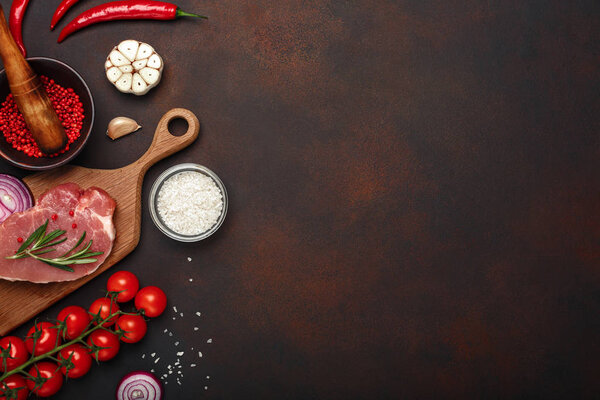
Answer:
[[0, 0, 599, 398]]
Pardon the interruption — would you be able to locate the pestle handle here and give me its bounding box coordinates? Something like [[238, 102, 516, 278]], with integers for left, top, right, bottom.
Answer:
[[0, 4, 68, 155]]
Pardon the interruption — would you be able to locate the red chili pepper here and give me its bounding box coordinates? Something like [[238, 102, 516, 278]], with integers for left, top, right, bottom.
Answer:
[[50, 0, 80, 30], [9, 0, 30, 57], [58, 0, 207, 43]]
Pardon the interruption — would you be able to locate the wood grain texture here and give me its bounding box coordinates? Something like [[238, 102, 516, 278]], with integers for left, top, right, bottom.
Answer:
[[0, 108, 199, 335]]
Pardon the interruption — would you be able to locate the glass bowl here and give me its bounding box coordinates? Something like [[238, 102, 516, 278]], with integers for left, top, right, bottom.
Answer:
[[148, 163, 228, 242]]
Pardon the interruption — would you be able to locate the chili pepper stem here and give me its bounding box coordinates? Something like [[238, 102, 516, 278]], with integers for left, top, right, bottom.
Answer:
[[176, 9, 208, 19], [0, 310, 133, 383]]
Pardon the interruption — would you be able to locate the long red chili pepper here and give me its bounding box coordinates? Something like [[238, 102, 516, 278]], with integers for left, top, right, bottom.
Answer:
[[9, 0, 30, 57], [58, 0, 207, 43], [50, 0, 80, 30]]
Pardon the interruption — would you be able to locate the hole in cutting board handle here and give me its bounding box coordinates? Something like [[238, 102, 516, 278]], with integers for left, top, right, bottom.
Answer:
[[167, 117, 189, 136]]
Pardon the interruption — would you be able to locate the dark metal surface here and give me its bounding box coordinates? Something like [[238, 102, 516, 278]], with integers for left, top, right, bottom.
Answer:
[[0, 0, 598, 398]]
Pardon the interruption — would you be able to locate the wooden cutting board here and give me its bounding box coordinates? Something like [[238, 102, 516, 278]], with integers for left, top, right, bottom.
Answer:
[[0, 108, 199, 335]]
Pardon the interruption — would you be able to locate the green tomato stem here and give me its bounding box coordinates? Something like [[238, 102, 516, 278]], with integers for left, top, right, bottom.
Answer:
[[0, 310, 129, 382]]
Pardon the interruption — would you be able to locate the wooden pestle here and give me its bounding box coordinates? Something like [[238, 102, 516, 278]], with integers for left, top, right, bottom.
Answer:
[[0, 4, 67, 154]]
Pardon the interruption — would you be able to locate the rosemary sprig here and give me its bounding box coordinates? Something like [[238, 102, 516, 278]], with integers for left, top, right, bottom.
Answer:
[[5, 219, 104, 272]]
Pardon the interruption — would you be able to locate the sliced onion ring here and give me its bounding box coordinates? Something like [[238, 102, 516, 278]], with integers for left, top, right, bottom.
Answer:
[[0, 174, 33, 223], [116, 371, 162, 400]]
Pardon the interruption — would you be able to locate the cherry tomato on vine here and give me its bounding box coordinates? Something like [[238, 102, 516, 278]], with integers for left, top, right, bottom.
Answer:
[[24, 322, 61, 356], [134, 286, 167, 317], [116, 314, 147, 343], [0, 336, 28, 372], [0, 374, 29, 400], [88, 298, 120, 326], [57, 305, 91, 340], [107, 271, 139, 302], [58, 344, 92, 379], [26, 361, 63, 397], [86, 330, 120, 361]]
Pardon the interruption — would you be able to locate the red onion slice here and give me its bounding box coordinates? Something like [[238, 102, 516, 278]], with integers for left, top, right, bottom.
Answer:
[[116, 371, 162, 400], [0, 174, 33, 223]]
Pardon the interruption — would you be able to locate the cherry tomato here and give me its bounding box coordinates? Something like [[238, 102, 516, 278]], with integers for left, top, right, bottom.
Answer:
[[25, 322, 61, 356], [58, 344, 92, 379], [26, 362, 63, 397], [134, 286, 167, 317], [88, 298, 120, 326], [116, 314, 147, 343], [0, 374, 29, 400], [86, 330, 120, 361], [0, 337, 28, 372], [107, 271, 139, 302], [57, 305, 91, 340]]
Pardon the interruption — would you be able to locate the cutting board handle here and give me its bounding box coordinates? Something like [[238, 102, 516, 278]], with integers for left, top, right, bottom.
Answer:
[[133, 108, 200, 173]]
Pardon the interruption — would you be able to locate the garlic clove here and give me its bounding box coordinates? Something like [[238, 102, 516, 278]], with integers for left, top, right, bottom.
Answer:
[[132, 59, 148, 70], [147, 53, 162, 69], [106, 66, 123, 83], [139, 67, 160, 86], [106, 116, 141, 140], [117, 40, 139, 62], [131, 73, 148, 95], [109, 49, 129, 66], [115, 73, 133, 92], [136, 43, 154, 60], [119, 65, 133, 73]]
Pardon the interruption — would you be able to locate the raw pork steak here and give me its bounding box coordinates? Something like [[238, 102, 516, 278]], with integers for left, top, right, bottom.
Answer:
[[0, 183, 116, 283]]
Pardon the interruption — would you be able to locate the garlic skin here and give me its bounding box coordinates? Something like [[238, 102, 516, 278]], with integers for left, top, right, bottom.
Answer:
[[107, 117, 141, 140], [105, 40, 164, 96]]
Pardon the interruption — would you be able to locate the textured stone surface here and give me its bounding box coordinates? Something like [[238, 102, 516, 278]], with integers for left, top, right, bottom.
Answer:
[[0, 0, 598, 398]]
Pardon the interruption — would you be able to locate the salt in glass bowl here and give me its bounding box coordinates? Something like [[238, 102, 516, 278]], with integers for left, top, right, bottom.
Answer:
[[148, 163, 228, 242]]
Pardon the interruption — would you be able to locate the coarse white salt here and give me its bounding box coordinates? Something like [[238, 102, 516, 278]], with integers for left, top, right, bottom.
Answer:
[[154, 357, 160, 364], [204, 386, 208, 390], [180, 312, 184, 317], [174, 341, 179, 346], [195, 312, 201, 317], [207, 338, 212, 343], [206, 376, 210, 380], [141, 354, 145, 358], [151, 369, 155, 373], [163, 329, 168, 333], [194, 327, 199, 331], [173, 306, 177, 312], [157, 171, 223, 235], [177, 352, 184, 356], [189, 278, 193, 282], [172, 317, 176, 320], [187, 257, 192, 262], [198, 351, 203, 358], [169, 332, 173, 337], [151, 353, 156, 357], [190, 364, 197, 367]]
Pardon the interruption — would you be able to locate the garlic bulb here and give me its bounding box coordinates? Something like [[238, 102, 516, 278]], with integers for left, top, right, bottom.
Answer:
[[105, 40, 164, 96], [107, 117, 141, 140]]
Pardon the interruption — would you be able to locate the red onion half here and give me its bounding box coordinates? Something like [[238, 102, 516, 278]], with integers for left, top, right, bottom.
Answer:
[[0, 174, 33, 223], [116, 371, 163, 400]]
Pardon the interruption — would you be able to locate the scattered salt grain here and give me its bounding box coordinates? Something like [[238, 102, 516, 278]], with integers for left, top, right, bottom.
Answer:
[[163, 329, 168, 333], [195, 312, 201, 317], [177, 352, 184, 356], [206, 376, 210, 380], [151, 353, 156, 357], [189, 278, 193, 282], [198, 351, 203, 358], [207, 338, 212, 343], [187, 257, 192, 262], [180, 312, 184, 317], [154, 357, 160, 364], [157, 171, 223, 235], [174, 341, 179, 346], [168, 370, 173, 375], [141, 354, 145, 359], [169, 332, 173, 337], [172, 317, 176, 320], [151, 369, 154, 373], [173, 306, 177, 313], [190, 364, 197, 367], [204, 386, 208, 390]]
